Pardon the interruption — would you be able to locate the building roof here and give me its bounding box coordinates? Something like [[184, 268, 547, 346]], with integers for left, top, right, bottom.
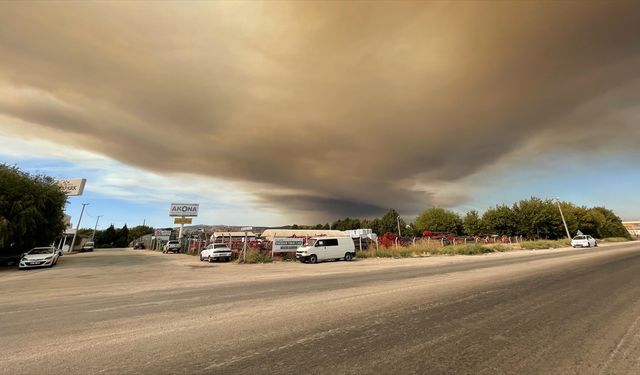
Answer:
[[261, 229, 349, 241], [212, 232, 257, 238]]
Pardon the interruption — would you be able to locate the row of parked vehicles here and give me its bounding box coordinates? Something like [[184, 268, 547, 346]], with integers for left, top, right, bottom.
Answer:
[[162, 236, 358, 264], [5, 234, 602, 271], [163, 234, 600, 264]]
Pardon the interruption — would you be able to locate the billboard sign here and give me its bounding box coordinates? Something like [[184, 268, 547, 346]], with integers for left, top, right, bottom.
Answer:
[[169, 203, 199, 217], [272, 237, 304, 253], [56, 179, 86, 196], [153, 229, 172, 241], [174, 217, 193, 224]]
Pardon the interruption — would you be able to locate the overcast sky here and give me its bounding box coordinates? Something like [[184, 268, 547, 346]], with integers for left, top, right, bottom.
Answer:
[[1, 1, 639, 228]]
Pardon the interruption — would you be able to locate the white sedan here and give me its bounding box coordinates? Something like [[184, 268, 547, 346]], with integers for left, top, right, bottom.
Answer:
[[571, 235, 598, 248], [19, 246, 60, 269], [200, 243, 233, 262]]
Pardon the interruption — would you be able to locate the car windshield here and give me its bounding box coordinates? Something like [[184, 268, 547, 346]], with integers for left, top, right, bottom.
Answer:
[[573, 236, 585, 240], [213, 244, 229, 249], [28, 247, 54, 255], [306, 239, 317, 247]]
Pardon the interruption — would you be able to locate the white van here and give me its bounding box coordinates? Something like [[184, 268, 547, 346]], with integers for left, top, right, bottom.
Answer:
[[296, 237, 355, 264]]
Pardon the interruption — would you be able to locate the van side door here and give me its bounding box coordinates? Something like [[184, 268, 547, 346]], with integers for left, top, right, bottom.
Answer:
[[324, 238, 340, 259], [315, 239, 326, 260]]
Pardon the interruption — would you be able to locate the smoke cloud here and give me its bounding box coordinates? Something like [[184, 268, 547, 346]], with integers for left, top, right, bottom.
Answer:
[[1, 1, 639, 220]]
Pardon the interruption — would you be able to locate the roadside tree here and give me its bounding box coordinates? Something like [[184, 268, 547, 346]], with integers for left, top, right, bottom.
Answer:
[[415, 207, 462, 235], [463, 210, 483, 236], [511, 197, 562, 239], [128, 225, 154, 243], [0, 164, 67, 257], [375, 209, 409, 235], [482, 205, 516, 236], [590, 207, 630, 238]]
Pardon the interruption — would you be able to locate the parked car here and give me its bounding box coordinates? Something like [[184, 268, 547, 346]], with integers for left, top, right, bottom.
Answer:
[[163, 240, 181, 254], [0, 253, 21, 266], [133, 242, 145, 249], [81, 241, 94, 252], [200, 243, 233, 262], [296, 236, 356, 264], [571, 235, 597, 248], [18, 246, 60, 269]]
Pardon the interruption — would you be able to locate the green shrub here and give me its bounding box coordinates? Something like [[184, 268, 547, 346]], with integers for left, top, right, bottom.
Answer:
[[375, 249, 394, 258], [448, 244, 495, 255], [278, 252, 297, 261], [520, 240, 568, 250], [239, 249, 273, 264], [489, 244, 510, 252], [602, 237, 631, 243], [353, 242, 515, 258]]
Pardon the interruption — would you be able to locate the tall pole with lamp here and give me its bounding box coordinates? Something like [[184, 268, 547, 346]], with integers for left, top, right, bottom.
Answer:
[[396, 215, 402, 249], [555, 197, 571, 240], [92, 215, 102, 242]]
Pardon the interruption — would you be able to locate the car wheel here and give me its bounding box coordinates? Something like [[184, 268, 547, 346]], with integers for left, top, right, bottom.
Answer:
[[208, 257, 214, 263], [344, 252, 353, 261], [595, 242, 598, 247], [308, 254, 318, 264], [199, 254, 204, 261]]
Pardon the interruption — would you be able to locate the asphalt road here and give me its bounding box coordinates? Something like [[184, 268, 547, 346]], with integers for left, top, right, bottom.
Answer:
[[1, 242, 639, 374]]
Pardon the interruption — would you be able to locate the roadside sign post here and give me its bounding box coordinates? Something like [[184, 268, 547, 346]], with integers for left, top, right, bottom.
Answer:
[[241, 226, 252, 263], [56, 179, 87, 252], [178, 218, 185, 239], [169, 203, 199, 241], [56, 179, 87, 196], [70, 203, 88, 253], [173, 217, 193, 240]]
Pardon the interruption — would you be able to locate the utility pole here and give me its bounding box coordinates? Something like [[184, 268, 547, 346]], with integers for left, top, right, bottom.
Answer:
[[555, 198, 571, 240], [70, 203, 89, 253], [92, 215, 102, 242]]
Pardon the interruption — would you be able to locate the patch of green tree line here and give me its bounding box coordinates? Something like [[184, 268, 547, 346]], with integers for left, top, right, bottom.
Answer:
[[293, 197, 630, 240], [79, 224, 153, 248]]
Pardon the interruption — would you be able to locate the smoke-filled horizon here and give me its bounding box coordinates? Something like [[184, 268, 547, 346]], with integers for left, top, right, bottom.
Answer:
[[1, 1, 639, 221]]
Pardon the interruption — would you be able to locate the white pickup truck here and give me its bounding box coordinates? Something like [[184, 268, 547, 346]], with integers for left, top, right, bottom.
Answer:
[[162, 240, 181, 254]]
